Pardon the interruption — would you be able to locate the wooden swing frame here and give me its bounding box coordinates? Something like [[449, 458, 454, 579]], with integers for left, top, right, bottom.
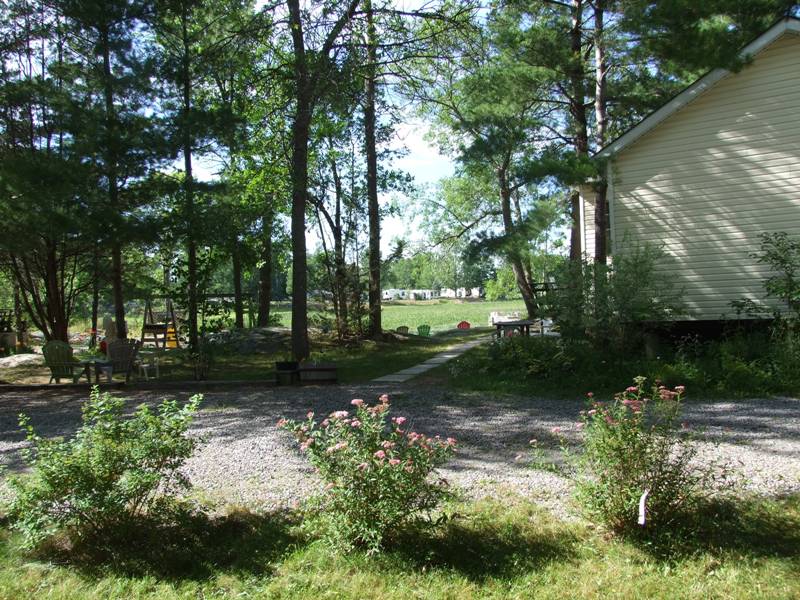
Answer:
[[140, 297, 181, 349]]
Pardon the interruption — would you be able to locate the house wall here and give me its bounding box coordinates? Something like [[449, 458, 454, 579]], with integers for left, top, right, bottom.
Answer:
[[609, 32, 800, 320], [580, 185, 597, 258]]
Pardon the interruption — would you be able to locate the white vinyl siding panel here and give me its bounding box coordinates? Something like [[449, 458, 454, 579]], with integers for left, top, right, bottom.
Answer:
[[611, 33, 800, 320], [580, 186, 596, 258]]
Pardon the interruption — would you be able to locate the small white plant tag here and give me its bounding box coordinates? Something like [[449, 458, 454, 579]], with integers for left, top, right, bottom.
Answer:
[[638, 489, 650, 526]]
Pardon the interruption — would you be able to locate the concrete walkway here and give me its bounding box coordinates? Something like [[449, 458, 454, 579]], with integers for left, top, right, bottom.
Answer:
[[372, 336, 489, 383]]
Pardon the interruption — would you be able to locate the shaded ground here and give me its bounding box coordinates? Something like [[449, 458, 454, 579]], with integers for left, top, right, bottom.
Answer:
[[0, 328, 489, 385], [0, 385, 798, 517]]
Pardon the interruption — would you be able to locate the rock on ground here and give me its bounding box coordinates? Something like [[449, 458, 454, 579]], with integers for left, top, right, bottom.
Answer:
[[0, 353, 44, 368]]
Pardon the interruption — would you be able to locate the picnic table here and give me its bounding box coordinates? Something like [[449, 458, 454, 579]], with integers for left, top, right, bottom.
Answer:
[[494, 319, 537, 338]]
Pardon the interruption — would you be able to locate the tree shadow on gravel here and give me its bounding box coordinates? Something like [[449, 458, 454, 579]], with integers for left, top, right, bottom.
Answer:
[[627, 495, 800, 563], [31, 506, 302, 581], [385, 510, 578, 582]]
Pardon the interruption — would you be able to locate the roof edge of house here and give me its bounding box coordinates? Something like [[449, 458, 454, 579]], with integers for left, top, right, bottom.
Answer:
[[596, 16, 800, 160]]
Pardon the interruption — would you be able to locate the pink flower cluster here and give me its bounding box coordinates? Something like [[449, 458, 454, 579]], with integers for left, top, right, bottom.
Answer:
[[621, 397, 644, 413], [277, 394, 457, 497], [657, 385, 680, 401], [326, 441, 348, 454], [579, 380, 687, 431]]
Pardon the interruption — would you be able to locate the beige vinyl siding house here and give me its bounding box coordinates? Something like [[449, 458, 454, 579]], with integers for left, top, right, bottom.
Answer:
[[581, 17, 800, 320]]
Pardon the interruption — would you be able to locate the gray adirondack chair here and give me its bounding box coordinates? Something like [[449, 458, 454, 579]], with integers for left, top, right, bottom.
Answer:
[[43, 340, 89, 384], [106, 338, 141, 383]]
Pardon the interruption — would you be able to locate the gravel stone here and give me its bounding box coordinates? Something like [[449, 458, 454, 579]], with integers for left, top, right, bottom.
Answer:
[[0, 385, 797, 518]]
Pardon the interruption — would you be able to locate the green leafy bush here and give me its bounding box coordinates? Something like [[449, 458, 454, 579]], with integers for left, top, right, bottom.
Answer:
[[8, 387, 202, 549], [548, 244, 685, 350], [279, 395, 456, 553], [767, 319, 800, 385], [483, 265, 521, 301], [572, 377, 722, 534], [754, 231, 800, 316]]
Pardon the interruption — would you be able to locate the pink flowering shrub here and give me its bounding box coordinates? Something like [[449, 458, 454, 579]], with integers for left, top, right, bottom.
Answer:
[[279, 395, 456, 552], [573, 376, 718, 534]]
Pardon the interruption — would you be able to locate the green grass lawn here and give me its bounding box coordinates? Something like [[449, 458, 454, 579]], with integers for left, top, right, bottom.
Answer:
[[69, 300, 526, 338], [155, 328, 490, 383], [272, 299, 527, 334], [0, 494, 797, 599]]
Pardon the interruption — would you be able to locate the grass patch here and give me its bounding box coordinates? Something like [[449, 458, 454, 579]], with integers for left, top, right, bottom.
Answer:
[[69, 299, 526, 338], [158, 328, 489, 384], [0, 495, 797, 599], [272, 299, 526, 334]]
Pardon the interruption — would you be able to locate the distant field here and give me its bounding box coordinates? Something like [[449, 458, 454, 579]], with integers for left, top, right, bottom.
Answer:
[[68, 299, 526, 336], [272, 299, 527, 333]]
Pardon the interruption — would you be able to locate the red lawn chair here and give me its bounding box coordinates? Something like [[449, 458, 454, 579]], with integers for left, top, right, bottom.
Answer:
[[457, 321, 471, 330]]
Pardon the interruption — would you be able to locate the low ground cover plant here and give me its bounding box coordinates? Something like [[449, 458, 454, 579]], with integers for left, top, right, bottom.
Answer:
[[279, 395, 456, 552], [450, 326, 800, 397], [569, 377, 726, 535], [7, 387, 202, 550]]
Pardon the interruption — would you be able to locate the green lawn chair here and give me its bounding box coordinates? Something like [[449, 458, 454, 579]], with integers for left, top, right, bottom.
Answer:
[[107, 338, 142, 383], [42, 340, 89, 384], [417, 324, 431, 337]]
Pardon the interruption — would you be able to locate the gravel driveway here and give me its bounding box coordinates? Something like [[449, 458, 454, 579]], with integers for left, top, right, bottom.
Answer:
[[0, 384, 798, 517]]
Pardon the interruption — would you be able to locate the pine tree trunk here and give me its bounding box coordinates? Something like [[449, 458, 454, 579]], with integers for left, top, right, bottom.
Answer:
[[569, 0, 588, 262], [289, 111, 310, 358], [13, 284, 23, 348], [90, 246, 99, 348], [498, 166, 538, 318], [258, 214, 273, 327], [333, 222, 348, 338], [46, 244, 69, 342], [364, 0, 381, 340], [328, 144, 349, 336], [181, 10, 199, 350], [290, 117, 310, 357], [101, 27, 127, 339], [593, 0, 609, 264], [288, 0, 311, 360], [232, 243, 244, 328], [569, 191, 582, 261]]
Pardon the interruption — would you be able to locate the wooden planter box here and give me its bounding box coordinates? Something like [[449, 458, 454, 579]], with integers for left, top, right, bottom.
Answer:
[[298, 362, 338, 385], [275, 361, 300, 386]]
